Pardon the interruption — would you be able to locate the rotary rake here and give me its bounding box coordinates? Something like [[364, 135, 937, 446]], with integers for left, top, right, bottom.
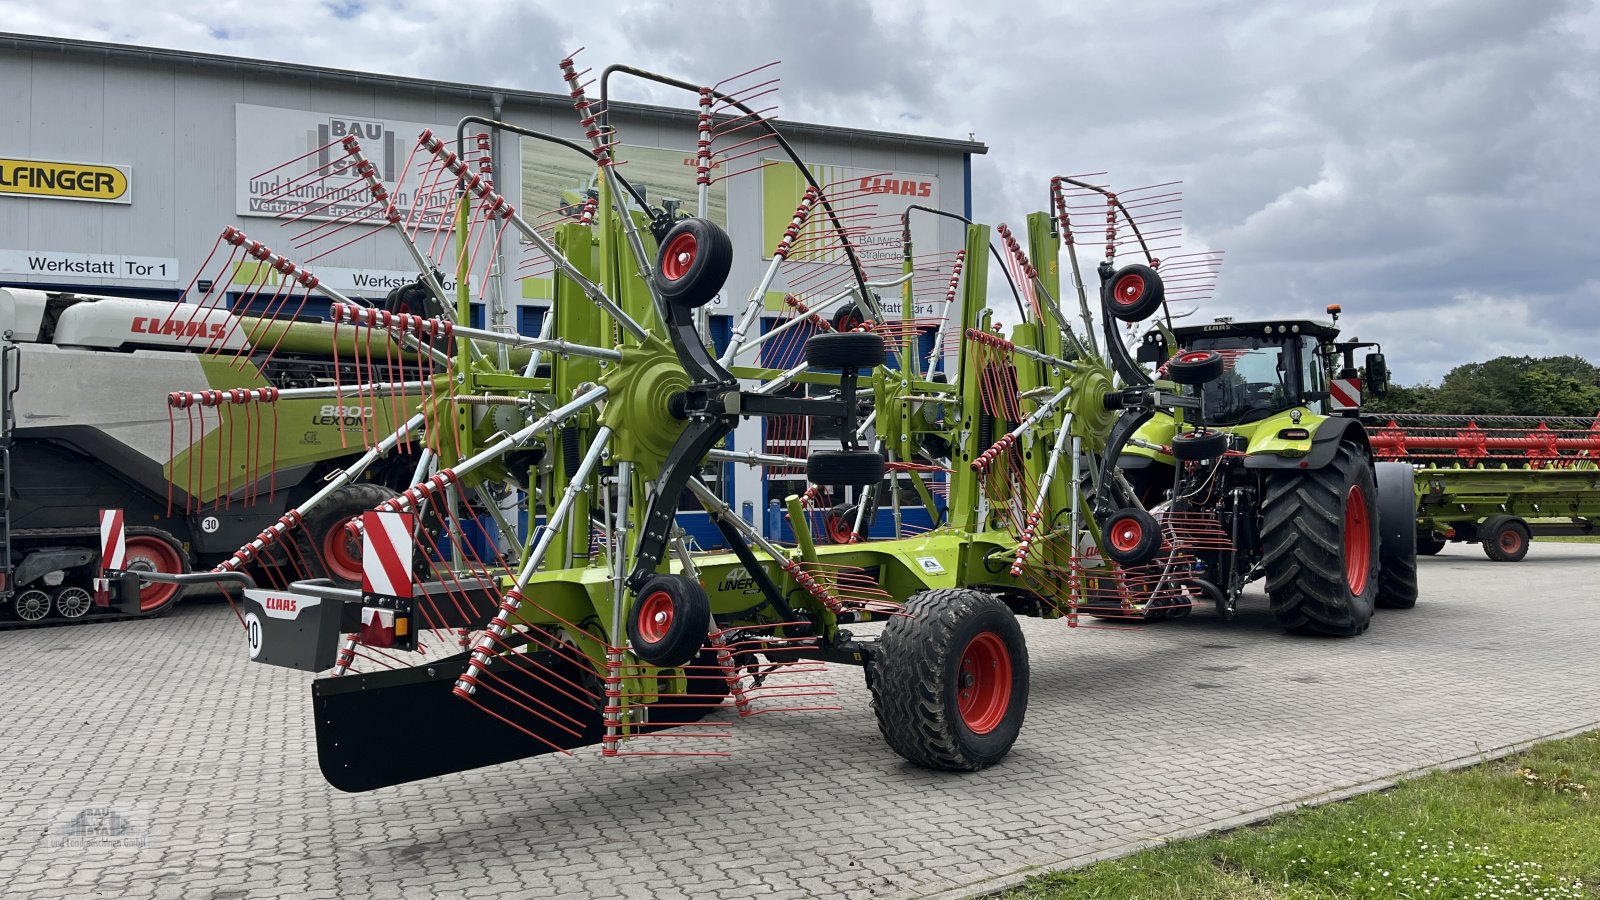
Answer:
[[113, 57, 1228, 790]]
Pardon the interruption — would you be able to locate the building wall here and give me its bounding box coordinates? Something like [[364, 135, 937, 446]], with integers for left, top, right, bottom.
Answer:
[[0, 39, 976, 326]]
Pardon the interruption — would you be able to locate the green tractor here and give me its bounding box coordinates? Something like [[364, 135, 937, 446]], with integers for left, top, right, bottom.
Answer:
[[1109, 305, 1418, 634]]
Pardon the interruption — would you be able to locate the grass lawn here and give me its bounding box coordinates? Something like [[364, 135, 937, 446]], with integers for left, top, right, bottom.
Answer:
[[1002, 730, 1599, 899], [1535, 535, 1600, 543]]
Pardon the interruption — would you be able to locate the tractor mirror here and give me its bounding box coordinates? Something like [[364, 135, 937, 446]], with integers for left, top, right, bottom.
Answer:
[[1365, 352, 1389, 396]]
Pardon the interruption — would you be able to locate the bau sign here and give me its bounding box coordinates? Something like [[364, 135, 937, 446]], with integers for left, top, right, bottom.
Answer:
[[0, 157, 132, 204]]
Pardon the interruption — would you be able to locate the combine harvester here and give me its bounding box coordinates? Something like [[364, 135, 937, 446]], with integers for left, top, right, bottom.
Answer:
[[109, 56, 1406, 790], [1367, 414, 1600, 560], [0, 284, 433, 626]]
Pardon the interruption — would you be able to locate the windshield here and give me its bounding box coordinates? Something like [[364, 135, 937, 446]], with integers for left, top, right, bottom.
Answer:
[[1186, 336, 1295, 425]]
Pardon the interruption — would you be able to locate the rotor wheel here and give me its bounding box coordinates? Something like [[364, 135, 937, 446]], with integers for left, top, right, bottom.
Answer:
[[1262, 443, 1380, 637], [1418, 536, 1446, 555], [1103, 507, 1162, 567], [1103, 263, 1165, 323], [1166, 350, 1226, 386], [123, 532, 189, 616], [805, 331, 886, 370], [806, 450, 886, 487], [1171, 429, 1228, 462], [651, 218, 733, 309], [869, 589, 1028, 771], [627, 574, 712, 668]]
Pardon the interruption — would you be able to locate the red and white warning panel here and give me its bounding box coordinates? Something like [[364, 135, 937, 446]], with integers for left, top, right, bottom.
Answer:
[[1329, 376, 1362, 411], [361, 510, 414, 598], [100, 508, 126, 571]]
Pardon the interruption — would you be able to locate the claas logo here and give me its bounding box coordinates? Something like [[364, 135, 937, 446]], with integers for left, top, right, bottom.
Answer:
[[857, 176, 932, 198]]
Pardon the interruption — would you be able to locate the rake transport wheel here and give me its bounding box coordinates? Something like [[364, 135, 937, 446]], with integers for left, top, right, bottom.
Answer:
[[869, 589, 1028, 771], [1262, 444, 1380, 637], [1104, 507, 1162, 567], [804, 331, 886, 370], [627, 574, 712, 668], [651, 217, 734, 309], [807, 450, 887, 486], [1103, 263, 1165, 323], [1166, 350, 1226, 386], [1480, 515, 1531, 563], [297, 482, 401, 588], [1418, 536, 1446, 555], [1373, 462, 1419, 610], [123, 529, 190, 616]]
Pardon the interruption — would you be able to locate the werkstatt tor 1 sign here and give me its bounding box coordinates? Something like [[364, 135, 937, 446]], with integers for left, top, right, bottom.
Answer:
[[0, 157, 132, 204]]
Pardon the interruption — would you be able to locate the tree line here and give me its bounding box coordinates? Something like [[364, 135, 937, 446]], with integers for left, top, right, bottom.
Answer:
[[1365, 355, 1600, 419]]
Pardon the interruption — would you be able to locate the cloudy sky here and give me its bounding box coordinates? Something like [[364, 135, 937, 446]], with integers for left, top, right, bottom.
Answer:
[[3, 0, 1596, 383]]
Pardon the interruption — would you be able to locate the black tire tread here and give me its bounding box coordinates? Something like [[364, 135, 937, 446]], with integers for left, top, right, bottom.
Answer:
[[1261, 444, 1378, 636], [297, 482, 400, 588], [869, 589, 1027, 771]]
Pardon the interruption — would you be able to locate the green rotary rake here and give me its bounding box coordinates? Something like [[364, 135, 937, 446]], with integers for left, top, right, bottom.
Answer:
[[118, 56, 1225, 791]]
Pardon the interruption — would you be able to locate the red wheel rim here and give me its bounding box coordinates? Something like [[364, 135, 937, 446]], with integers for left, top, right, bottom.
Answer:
[[1177, 351, 1212, 363], [1344, 485, 1371, 594], [660, 232, 698, 282], [1109, 518, 1144, 553], [123, 536, 184, 612], [825, 513, 854, 545], [636, 591, 675, 644], [1112, 273, 1146, 307], [321, 517, 363, 584], [956, 632, 1012, 734], [1498, 529, 1523, 553]]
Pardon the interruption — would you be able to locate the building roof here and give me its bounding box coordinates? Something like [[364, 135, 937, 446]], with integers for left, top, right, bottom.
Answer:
[[0, 32, 988, 156]]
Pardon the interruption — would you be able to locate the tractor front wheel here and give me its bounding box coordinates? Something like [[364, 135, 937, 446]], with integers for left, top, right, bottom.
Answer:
[[1262, 444, 1380, 636], [869, 589, 1028, 771]]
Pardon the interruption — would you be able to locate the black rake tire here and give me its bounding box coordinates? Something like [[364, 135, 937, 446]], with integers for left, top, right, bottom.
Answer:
[[651, 217, 733, 309], [807, 449, 886, 486], [1103, 263, 1165, 323], [1166, 350, 1226, 386], [805, 331, 886, 370], [1374, 461, 1418, 610], [1481, 515, 1531, 563], [1103, 507, 1163, 566], [1171, 429, 1229, 462], [1261, 443, 1380, 637], [297, 482, 400, 589], [869, 589, 1028, 771], [627, 574, 712, 668], [1418, 536, 1446, 555]]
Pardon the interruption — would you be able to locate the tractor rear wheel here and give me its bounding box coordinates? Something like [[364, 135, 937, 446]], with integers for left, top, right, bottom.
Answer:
[[1481, 515, 1530, 562], [869, 589, 1028, 771], [1262, 444, 1380, 636], [1374, 462, 1418, 610]]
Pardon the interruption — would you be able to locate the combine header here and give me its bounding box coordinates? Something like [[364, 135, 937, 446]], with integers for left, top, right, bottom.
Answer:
[[111, 55, 1393, 789], [1368, 414, 1600, 560]]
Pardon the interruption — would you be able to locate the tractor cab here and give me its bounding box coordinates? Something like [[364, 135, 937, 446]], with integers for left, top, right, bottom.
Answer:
[[1169, 319, 1340, 426]]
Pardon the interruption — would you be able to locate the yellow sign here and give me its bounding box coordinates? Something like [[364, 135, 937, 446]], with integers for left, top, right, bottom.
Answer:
[[0, 157, 131, 204]]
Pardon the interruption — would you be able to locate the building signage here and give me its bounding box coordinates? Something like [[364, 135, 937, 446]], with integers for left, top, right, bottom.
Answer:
[[230, 260, 457, 295], [235, 104, 458, 225], [0, 157, 132, 204], [0, 249, 178, 282]]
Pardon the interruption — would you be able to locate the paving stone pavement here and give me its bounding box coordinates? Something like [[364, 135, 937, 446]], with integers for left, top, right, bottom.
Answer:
[[2, 543, 1597, 900]]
